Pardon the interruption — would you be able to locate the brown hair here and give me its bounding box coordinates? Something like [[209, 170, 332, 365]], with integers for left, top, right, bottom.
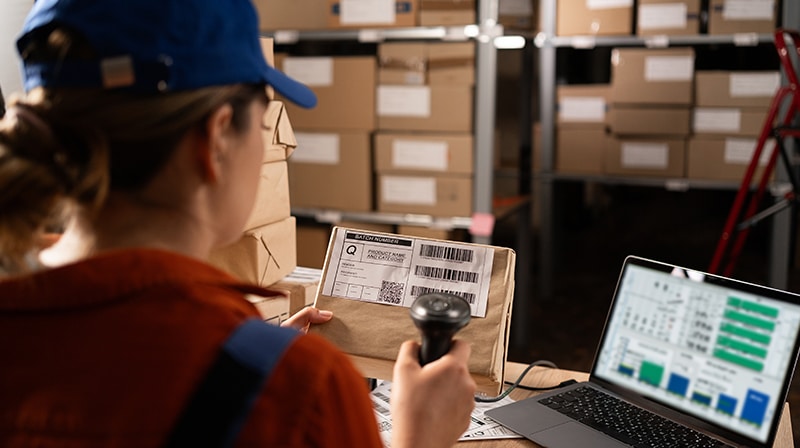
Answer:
[[0, 26, 267, 274]]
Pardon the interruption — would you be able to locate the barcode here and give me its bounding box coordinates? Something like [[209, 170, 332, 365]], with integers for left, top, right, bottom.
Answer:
[[414, 265, 479, 283], [372, 392, 391, 416], [419, 243, 474, 263], [410, 285, 476, 304], [378, 280, 404, 304]]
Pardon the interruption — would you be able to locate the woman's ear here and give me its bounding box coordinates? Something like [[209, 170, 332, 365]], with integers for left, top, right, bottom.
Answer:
[[196, 103, 234, 184]]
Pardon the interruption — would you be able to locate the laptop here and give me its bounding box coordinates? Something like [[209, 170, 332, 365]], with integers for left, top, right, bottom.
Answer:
[[486, 255, 800, 447]]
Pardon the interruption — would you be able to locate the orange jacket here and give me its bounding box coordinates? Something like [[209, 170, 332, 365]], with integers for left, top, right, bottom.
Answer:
[[0, 248, 382, 447]]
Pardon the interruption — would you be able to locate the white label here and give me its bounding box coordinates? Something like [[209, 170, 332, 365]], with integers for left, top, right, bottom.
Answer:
[[724, 138, 774, 166], [723, 0, 774, 20], [291, 133, 340, 164], [499, 0, 533, 15], [621, 143, 669, 169], [586, 0, 632, 10], [693, 108, 742, 133], [639, 4, 687, 30], [559, 97, 606, 122], [321, 229, 494, 317], [377, 86, 431, 117], [645, 56, 694, 81], [283, 57, 333, 87], [340, 0, 395, 25], [730, 72, 781, 98], [392, 140, 449, 171], [381, 176, 437, 205]]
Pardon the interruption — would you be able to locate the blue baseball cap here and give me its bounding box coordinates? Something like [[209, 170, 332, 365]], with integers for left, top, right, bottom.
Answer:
[[17, 0, 317, 108]]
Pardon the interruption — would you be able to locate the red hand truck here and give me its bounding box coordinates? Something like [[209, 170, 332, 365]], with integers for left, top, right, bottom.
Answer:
[[709, 28, 800, 277]]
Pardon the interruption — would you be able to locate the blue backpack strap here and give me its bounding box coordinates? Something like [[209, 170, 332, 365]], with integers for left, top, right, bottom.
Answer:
[[162, 318, 300, 448]]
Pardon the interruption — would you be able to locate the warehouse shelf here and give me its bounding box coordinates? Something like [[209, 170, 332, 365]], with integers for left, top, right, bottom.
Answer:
[[533, 0, 800, 299], [263, 24, 504, 44], [269, 2, 505, 247], [292, 207, 473, 230], [535, 32, 775, 49]]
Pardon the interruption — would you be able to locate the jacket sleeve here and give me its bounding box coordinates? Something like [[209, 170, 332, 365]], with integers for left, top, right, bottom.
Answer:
[[238, 333, 384, 448]]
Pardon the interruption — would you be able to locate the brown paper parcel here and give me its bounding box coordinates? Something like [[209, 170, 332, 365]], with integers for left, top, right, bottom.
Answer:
[[309, 227, 515, 395]]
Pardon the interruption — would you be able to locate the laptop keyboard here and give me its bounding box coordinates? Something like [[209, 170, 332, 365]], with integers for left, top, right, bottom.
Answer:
[[538, 386, 735, 448]]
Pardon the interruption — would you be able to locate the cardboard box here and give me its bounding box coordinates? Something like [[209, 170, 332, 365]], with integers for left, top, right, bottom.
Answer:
[[419, 0, 476, 26], [297, 223, 332, 269], [556, 84, 610, 127], [374, 132, 473, 175], [557, 0, 633, 36], [336, 221, 396, 234], [608, 106, 691, 136], [396, 224, 467, 241], [252, 0, 328, 31], [687, 136, 773, 182], [377, 85, 473, 132], [288, 131, 373, 212], [636, 0, 700, 36], [327, 0, 418, 28], [610, 47, 695, 105], [708, 0, 778, 35], [270, 266, 323, 315], [310, 226, 516, 395], [247, 293, 291, 325], [499, 0, 538, 31], [209, 216, 297, 287], [377, 174, 472, 216], [244, 161, 291, 231], [276, 55, 376, 131], [378, 42, 427, 85], [605, 138, 686, 177], [695, 71, 780, 108], [261, 101, 297, 163], [556, 127, 608, 174], [378, 42, 475, 86], [427, 42, 475, 86], [692, 107, 770, 137]]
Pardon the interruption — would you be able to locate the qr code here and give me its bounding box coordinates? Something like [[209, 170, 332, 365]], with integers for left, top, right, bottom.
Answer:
[[378, 280, 404, 304]]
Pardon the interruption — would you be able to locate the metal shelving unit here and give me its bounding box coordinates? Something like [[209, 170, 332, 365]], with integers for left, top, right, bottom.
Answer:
[[262, 6, 503, 245], [533, 0, 800, 298], [264, 4, 541, 349]]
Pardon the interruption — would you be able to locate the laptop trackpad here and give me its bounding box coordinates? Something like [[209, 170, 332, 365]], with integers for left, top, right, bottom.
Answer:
[[531, 421, 628, 448]]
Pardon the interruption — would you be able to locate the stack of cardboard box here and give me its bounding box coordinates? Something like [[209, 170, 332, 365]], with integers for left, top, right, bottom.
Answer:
[[208, 39, 322, 324], [606, 47, 695, 178], [554, 0, 778, 37], [374, 41, 475, 217], [688, 71, 780, 182], [554, 84, 610, 174], [253, 0, 420, 31], [276, 54, 376, 213]]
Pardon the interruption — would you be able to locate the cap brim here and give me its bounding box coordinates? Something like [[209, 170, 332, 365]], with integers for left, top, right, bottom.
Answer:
[[265, 65, 317, 109]]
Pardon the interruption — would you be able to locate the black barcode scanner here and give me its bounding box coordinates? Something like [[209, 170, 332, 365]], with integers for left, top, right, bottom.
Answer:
[[409, 292, 471, 366]]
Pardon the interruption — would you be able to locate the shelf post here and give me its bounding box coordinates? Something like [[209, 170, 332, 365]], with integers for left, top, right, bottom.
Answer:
[[537, 0, 557, 300], [473, 0, 499, 247]]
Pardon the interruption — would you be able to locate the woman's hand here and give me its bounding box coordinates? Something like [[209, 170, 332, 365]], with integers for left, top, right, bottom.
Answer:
[[281, 306, 333, 333], [390, 339, 476, 448]]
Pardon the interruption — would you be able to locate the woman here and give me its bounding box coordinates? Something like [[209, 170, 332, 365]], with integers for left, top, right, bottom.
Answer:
[[0, 0, 476, 447]]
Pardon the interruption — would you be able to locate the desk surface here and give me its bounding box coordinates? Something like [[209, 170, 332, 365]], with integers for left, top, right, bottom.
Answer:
[[461, 362, 794, 448]]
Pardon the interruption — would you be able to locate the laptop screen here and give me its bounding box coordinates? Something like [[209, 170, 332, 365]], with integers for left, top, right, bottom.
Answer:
[[592, 256, 800, 445]]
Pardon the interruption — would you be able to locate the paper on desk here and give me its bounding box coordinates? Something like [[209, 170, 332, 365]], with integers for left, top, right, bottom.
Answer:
[[370, 381, 522, 447]]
